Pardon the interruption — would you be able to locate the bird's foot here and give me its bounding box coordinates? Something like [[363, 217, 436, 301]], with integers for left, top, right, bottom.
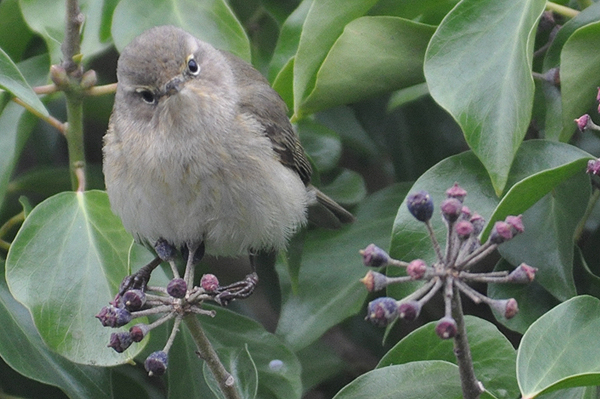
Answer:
[[213, 272, 259, 306]]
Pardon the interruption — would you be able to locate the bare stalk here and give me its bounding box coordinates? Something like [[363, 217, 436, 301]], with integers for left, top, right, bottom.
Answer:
[[452, 286, 483, 399], [184, 315, 241, 399]]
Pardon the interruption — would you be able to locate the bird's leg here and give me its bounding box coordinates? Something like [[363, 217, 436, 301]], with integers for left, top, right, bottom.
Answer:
[[117, 238, 178, 297], [118, 256, 161, 297], [184, 241, 205, 288], [214, 254, 259, 306]]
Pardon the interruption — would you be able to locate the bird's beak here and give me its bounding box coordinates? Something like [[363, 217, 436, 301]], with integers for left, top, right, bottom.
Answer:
[[165, 77, 183, 96]]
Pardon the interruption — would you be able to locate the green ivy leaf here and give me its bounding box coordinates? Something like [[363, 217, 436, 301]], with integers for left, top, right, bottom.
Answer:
[[276, 184, 409, 351], [268, 0, 313, 83], [5, 190, 142, 366], [518, 296, 600, 398], [424, 0, 546, 195], [543, 1, 600, 71], [0, 103, 38, 208], [166, 309, 302, 399], [0, 48, 48, 117], [320, 169, 367, 206], [204, 346, 258, 399], [378, 316, 518, 399], [333, 360, 495, 399], [297, 16, 434, 116], [488, 259, 559, 335], [111, 0, 251, 60], [297, 119, 342, 173], [19, 0, 116, 65], [559, 21, 600, 142], [497, 171, 589, 302], [292, 0, 378, 118], [0, 0, 34, 61], [0, 262, 112, 398]]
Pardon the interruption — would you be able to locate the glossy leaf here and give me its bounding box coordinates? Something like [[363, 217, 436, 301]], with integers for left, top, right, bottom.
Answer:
[[19, 0, 116, 65], [0, 0, 34, 60], [367, 0, 459, 25], [0, 103, 37, 208], [320, 169, 367, 206], [276, 184, 410, 351], [268, 0, 313, 83], [111, 0, 251, 60], [559, 21, 600, 142], [518, 296, 600, 398], [315, 105, 379, 157], [425, 0, 546, 195], [297, 119, 342, 173], [0, 262, 112, 398], [292, 0, 378, 118], [166, 309, 302, 399], [543, 1, 600, 71], [5, 190, 142, 366], [333, 360, 495, 399], [297, 16, 435, 116], [378, 316, 518, 399], [488, 259, 559, 334], [484, 140, 592, 239], [204, 346, 258, 399], [0, 48, 48, 117], [497, 171, 589, 302]]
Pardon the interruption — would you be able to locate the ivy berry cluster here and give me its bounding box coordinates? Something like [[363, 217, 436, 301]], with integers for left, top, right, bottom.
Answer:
[[360, 184, 537, 338]]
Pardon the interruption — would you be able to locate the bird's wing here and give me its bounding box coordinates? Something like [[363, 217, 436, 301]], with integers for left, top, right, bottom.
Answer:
[[219, 50, 312, 185]]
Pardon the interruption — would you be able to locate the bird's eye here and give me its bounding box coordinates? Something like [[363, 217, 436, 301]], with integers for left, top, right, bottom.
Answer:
[[138, 90, 156, 104], [187, 57, 200, 75]]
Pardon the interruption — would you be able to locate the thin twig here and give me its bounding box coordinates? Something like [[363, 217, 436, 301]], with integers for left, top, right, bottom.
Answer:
[[33, 84, 59, 95], [11, 97, 66, 135], [425, 220, 444, 263], [184, 315, 241, 399], [452, 286, 483, 399], [546, 1, 580, 18], [85, 82, 117, 96]]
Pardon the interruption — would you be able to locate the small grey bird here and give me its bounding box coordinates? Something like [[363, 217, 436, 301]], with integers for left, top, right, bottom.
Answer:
[[103, 25, 353, 299]]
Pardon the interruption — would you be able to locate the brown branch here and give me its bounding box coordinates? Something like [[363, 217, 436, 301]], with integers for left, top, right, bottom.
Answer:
[[61, 0, 84, 76]]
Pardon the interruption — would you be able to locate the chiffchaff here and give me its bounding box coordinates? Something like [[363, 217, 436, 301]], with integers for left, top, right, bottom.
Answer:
[[103, 25, 353, 298]]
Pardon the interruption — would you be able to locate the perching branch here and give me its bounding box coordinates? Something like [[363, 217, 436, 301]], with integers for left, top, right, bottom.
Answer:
[[184, 315, 242, 399]]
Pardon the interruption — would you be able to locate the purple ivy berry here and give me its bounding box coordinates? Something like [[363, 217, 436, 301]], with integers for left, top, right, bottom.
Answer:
[[445, 183, 467, 203], [461, 206, 472, 219], [200, 274, 220, 292], [505, 215, 524, 235], [470, 213, 485, 235], [96, 305, 132, 328], [575, 114, 591, 132], [508, 263, 537, 283], [129, 324, 150, 342], [455, 220, 474, 239], [440, 198, 463, 223], [167, 278, 187, 298], [122, 289, 146, 311], [360, 270, 388, 292], [489, 221, 513, 244], [489, 298, 519, 319], [435, 317, 458, 339], [406, 191, 434, 222], [365, 297, 398, 327], [398, 301, 421, 321], [587, 159, 600, 176], [407, 259, 427, 280], [360, 244, 390, 267], [108, 332, 133, 353], [145, 351, 168, 376]]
